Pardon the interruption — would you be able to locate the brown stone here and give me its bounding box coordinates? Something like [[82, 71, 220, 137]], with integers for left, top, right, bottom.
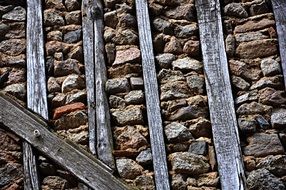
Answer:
[[108, 63, 141, 78], [164, 36, 183, 54], [113, 47, 141, 66], [234, 18, 275, 33], [53, 102, 86, 119], [0, 39, 25, 56]]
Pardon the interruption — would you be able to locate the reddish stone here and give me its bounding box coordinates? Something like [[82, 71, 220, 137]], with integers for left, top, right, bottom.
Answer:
[[53, 102, 85, 119]]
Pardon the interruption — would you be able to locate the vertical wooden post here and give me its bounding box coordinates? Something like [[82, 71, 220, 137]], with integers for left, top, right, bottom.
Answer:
[[25, 0, 49, 189], [195, 0, 246, 189], [135, 0, 170, 189], [271, 0, 286, 89]]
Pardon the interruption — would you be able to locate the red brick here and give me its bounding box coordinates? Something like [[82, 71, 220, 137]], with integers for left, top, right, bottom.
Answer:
[[53, 102, 85, 120]]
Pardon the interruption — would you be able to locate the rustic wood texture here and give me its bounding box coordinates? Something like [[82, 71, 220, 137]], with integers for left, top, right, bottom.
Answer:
[[271, 0, 286, 89], [0, 93, 133, 190], [196, 0, 246, 189], [25, 0, 48, 188], [82, 0, 115, 170], [135, 0, 170, 189]]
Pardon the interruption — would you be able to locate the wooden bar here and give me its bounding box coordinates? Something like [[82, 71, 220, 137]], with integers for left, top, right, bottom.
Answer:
[[195, 0, 246, 189], [25, 0, 48, 188], [135, 0, 170, 189], [271, 0, 286, 89], [0, 93, 132, 190], [82, 0, 115, 170]]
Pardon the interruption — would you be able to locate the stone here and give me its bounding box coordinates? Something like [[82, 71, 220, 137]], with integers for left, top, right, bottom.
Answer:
[[104, 11, 118, 28], [247, 169, 285, 190], [186, 74, 205, 95], [197, 172, 219, 187], [244, 156, 256, 172], [188, 118, 212, 138], [259, 87, 286, 105], [225, 34, 235, 57], [54, 59, 81, 77], [174, 23, 198, 38], [0, 162, 23, 189], [160, 81, 191, 101], [113, 47, 141, 66], [161, 99, 187, 113], [243, 133, 285, 157], [169, 152, 209, 175], [44, 10, 65, 26], [116, 158, 143, 180], [106, 78, 130, 94], [231, 75, 250, 90], [54, 110, 88, 130], [168, 106, 207, 121], [188, 141, 208, 155], [5, 68, 25, 85], [165, 122, 193, 143], [134, 174, 155, 190], [68, 46, 83, 62], [234, 18, 275, 33], [164, 36, 183, 55], [235, 90, 259, 105], [0, 53, 25, 67], [136, 148, 152, 165], [255, 115, 270, 130], [45, 0, 65, 10], [64, 0, 81, 11], [153, 33, 166, 53], [68, 130, 88, 145], [0, 5, 13, 16], [63, 29, 82, 43], [109, 95, 126, 109], [250, 75, 283, 90], [45, 41, 71, 56], [42, 176, 67, 190], [236, 39, 278, 59], [183, 40, 200, 57], [155, 53, 176, 69], [52, 93, 66, 108], [2, 6, 26, 21], [61, 74, 85, 93], [103, 0, 121, 8], [171, 174, 187, 190], [165, 4, 195, 21], [65, 10, 81, 25], [0, 23, 9, 37], [172, 57, 203, 73], [236, 102, 272, 115], [224, 3, 248, 18], [111, 105, 144, 126], [153, 17, 173, 35], [104, 27, 116, 42], [3, 83, 26, 100], [257, 155, 286, 177], [48, 77, 61, 93], [235, 31, 268, 42], [130, 77, 144, 90], [271, 109, 286, 129], [124, 90, 144, 104], [249, 0, 270, 16], [108, 63, 141, 78], [65, 90, 86, 104], [0, 39, 25, 56], [158, 69, 185, 84], [238, 116, 257, 134], [113, 29, 138, 45], [53, 102, 85, 119], [261, 58, 281, 76], [105, 43, 116, 65]]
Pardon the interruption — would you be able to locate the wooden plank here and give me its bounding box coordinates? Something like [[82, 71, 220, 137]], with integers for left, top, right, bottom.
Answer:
[[195, 0, 246, 189], [82, 0, 115, 170], [0, 93, 133, 190], [25, 0, 48, 189], [271, 0, 286, 89], [135, 1, 170, 189]]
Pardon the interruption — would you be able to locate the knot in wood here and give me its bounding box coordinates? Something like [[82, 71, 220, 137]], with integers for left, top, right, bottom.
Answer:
[[33, 129, 41, 138], [91, 6, 101, 19]]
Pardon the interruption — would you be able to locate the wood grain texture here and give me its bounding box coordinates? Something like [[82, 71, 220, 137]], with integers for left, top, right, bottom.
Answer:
[[135, 0, 170, 189], [195, 0, 246, 189], [271, 0, 286, 89], [25, 0, 48, 188], [0, 93, 133, 190], [82, 0, 115, 170]]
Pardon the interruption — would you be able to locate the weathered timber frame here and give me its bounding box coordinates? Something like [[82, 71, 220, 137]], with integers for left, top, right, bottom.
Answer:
[[135, 0, 171, 189], [196, 0, 246, 189], [25, 0, 49, 188], [0, 93, 133, 190], [271, 0, 286, 89]]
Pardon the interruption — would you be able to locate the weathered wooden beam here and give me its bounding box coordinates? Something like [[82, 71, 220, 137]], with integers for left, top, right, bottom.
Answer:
[[0, 93, 133, 190], [82, 0, 115, 170], [25, 0, 48, 188], [271, 0, 286, 89], [195, 0, 246, 189], [135, 0, 170, 189]]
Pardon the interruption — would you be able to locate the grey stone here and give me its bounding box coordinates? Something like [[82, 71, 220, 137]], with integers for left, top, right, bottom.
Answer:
[[0, 5, 13, 16], [124, 90, 144, 104], [261, 58, 281, 76], [250, 76, 283, 90], [54, 110, 88, 130], [169, 152, 210, 175], [63, 29, 82, 43], [237, 102, 272, 115], [61, 74, 85, 93], [158, 69, 185, 84], [168, 106, 206, 121], [257, 155, 286, 177], [255, 115, 270, 130], [47, 30, 63, 41], [171, 174, 187, 190], [111, 105, 144, 126], [165, 4, 195, 21], [188, 141, 208, 155], [2, 6, 26, 21], [247, 169, 285, 190], [165, 122, 193, 143], [153, 17, 173, 35], [249, 0, 270, 16], [116, 158, 143, 180], [235, 31, 268, 42], [42, 176, 67, 190], [134, 175, 155, 189], [188, 117, 212, 138], [186, 74, 205, 95], [0, 39, 25, 56], [172, 57, 203, 72], [48, 77, 61, 93], [3, 83, 26, 100], [259, 87, 286, 106], [0, 23, 9, 37], [118, 13, 136, 28], [64, 0, 81, 11], [65, 90, 86, 104], [0, 163, 23, 188], [154, 33, 166, 53], [183, 40, 200, 57], [244, 133, 285, 157], [224, 3, 248, 18], [238, 116, 257, 134], [174, 23, 198, 38], [109, 95, 126, 109], [52, 93, 66, 108], [155, 53, 176, 69], [225, 34, 235, 57], [45, 0, 65, 10], [235, 90, 258, 105], [160, 81, 191, 101], [136, 148, 152, 165], [231, 75, 250, 90], [106, 78, 130, 94], [105, 43, 116, 65], [65, 10, 81, 25], [271, 109, 286, 129], [44, 10, 65, 26], [113, 29, 138, 45], [54, 59, 81, 77], [130, 77, 144, 90]]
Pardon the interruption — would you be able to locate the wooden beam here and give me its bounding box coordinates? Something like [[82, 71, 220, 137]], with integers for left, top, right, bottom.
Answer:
[[195, 0, 246, 189], [0, 93, 133, 190], [135, 0, 170, 189], [25, 0, 48, 189], [271, 0, 286, 89], [82, 0, 115, 170]]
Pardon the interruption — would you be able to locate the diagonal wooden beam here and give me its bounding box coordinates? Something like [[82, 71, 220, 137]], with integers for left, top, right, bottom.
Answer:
[[271, 0, 286, 89], [195, 0, 246, 189], [25, 0, 48, 188], [135, 0, 170, 189], [0, 93, 133, 190]]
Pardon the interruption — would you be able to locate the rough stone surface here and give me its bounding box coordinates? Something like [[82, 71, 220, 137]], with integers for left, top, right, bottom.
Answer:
[[54, 110, 88, 130], [0, 39, 25, 56], [124, 90, 144, 104], [261, 58, 281, 76], [42, 176, 67, 190], [136, 148, 152, 165], [188, 141, 208, 155], [257, 155, 286, 177], [172, 57, 203, 72], [271, 109, 286, 129], [165, 122, 193, 143], [113, 47, 141, 65], [61, 74, 85, 93], [116, 158, 144, 180], [224, 3, 248, 18], [106, 78, 130, 94], [155, 53, 176, 69], [111, 105, 144, 126], [2, 6, 26, 21]]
